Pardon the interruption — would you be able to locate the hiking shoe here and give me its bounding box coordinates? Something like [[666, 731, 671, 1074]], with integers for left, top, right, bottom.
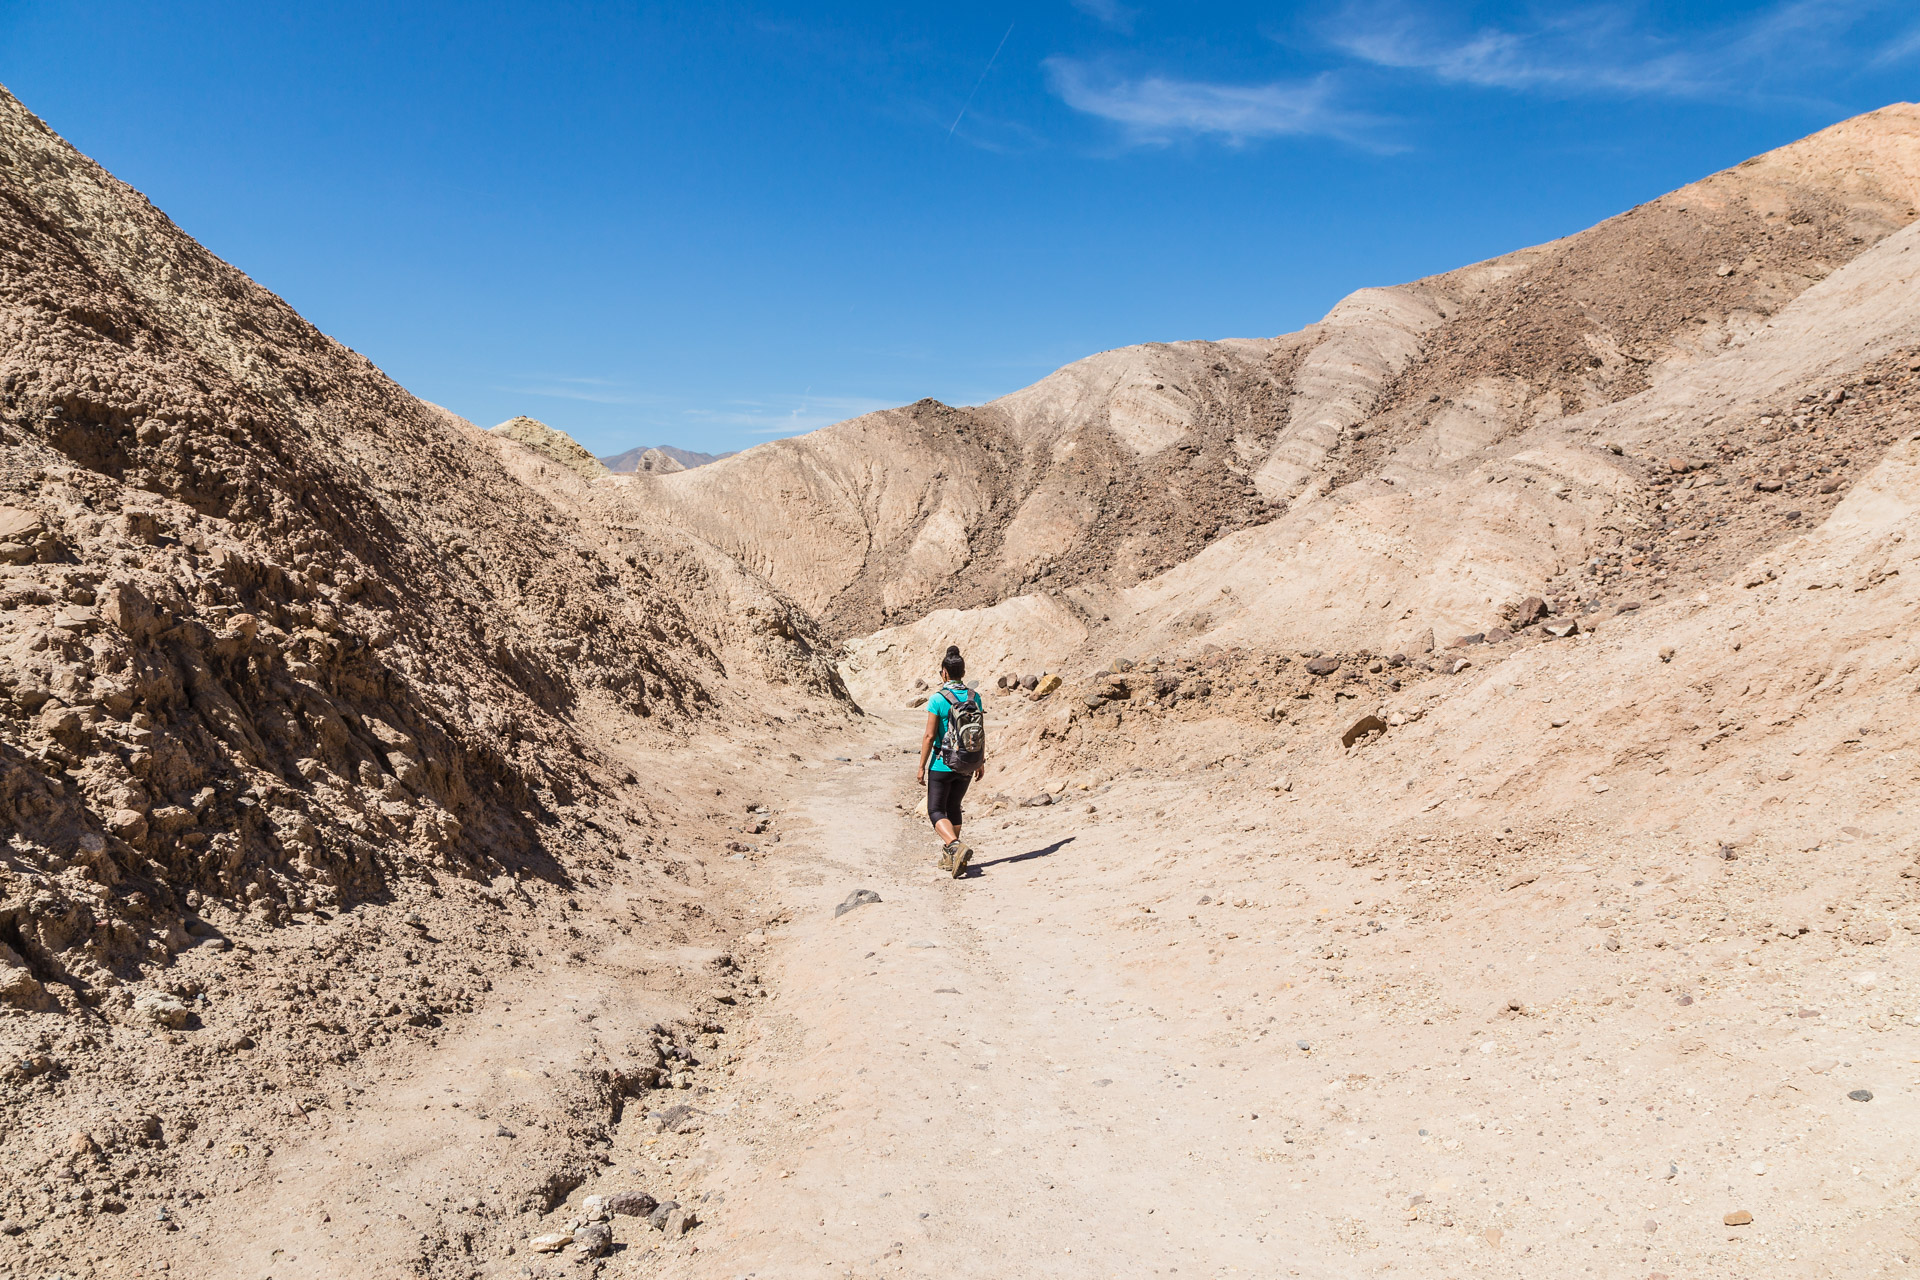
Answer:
[[939, 840, 960, 872], [948, 840, 972, 879]]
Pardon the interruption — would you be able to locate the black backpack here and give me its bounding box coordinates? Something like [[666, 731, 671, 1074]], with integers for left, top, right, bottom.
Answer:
[[937, 682, 987, 771]]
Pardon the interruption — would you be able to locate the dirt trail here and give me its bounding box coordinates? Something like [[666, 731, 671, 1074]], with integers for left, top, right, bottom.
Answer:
[[687, 715, 1299, 1278]]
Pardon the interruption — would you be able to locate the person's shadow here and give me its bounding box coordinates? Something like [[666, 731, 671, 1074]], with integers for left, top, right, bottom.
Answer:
[[965, 836, 1074, 876]]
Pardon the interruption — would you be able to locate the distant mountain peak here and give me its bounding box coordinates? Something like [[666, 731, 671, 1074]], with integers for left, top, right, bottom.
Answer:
[[600, 444, 735, 474]]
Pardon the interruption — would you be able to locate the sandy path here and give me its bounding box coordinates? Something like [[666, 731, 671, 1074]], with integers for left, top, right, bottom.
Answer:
[[687, 719, 1362, 1279]]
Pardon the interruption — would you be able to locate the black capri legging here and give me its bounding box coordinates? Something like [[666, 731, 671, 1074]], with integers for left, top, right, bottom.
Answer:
[[927, 769, 972, 829]]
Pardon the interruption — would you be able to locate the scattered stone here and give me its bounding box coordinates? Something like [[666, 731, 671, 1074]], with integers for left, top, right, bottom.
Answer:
[[1033, 674, 1062, 698], [649, 1104, 699, 1133], [1849, 1089, 1874, 1102], [1341, 715, 1387, 747], [574, 1222, 614, 1256], [1024, 793, 1053, 807], [1543, 620, 1579, 638], [1304, 656, 1341, 676], [133, 991, 192, 1029], [1446, 658, 1472, 675], [608, 1191, 658, 1218], [908, 694, 929, 709], [494, 1124, 516, 1138], [1658, 645, 1675, 662], [1723, 1210, 1752, 1226], [834, 889, 882, 918], [1484, 627, 1512, 644], [647, 1200, 681, 1231], [530, 1231, 573, 1252], [1269, 776, 1292, 793], [0, 1219, 20, 1236], [1296, 1040, 1311, 1051], [664, 1206, 698, 1236], [1755, 479, 1784, 492]]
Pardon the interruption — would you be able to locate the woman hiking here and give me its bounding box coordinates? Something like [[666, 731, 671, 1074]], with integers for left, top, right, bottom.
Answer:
[[917, 645, 987, 877]]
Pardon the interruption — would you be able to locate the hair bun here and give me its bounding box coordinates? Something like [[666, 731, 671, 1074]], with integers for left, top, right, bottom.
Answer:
[[944, 645, 962, 659]]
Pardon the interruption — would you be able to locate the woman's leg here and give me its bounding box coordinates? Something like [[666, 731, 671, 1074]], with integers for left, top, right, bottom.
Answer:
[[944, 771, 972, 874], [928, 773, 960, 846]]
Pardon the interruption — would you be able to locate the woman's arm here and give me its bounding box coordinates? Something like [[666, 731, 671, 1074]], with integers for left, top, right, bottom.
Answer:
[[916, 710, 938, 784]]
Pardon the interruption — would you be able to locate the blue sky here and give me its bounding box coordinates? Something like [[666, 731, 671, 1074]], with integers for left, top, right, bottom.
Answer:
[[2, 3, 1915, 456]]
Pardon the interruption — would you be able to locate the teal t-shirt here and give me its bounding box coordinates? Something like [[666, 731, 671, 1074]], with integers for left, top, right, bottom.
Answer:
[[926, 684, 979, 773]]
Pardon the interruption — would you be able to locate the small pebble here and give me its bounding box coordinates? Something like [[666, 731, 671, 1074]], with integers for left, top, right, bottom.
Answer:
[[1849, 1089, 1874, 1102], [1296, 1040, 1311, 1051]]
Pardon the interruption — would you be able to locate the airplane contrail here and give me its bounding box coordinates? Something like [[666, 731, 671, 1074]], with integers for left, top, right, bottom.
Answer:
[[948, 21, 1016, 139]]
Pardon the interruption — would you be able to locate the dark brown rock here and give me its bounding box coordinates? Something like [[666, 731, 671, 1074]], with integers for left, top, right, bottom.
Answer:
[[608, 1191, 658, 1218], [1341, 715, 1387, 747]]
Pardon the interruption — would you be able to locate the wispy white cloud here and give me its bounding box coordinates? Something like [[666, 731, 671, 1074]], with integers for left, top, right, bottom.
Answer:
[[1874, 19, 1920, 66], [1046, 58, 1375, 146], [1070, 0, 1136, 35], [1326, 0, 1903, 100]]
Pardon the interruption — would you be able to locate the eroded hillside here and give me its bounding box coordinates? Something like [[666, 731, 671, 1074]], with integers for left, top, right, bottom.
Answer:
[[625, 104, 1920, 648], [0, 81, 847, 1265]]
